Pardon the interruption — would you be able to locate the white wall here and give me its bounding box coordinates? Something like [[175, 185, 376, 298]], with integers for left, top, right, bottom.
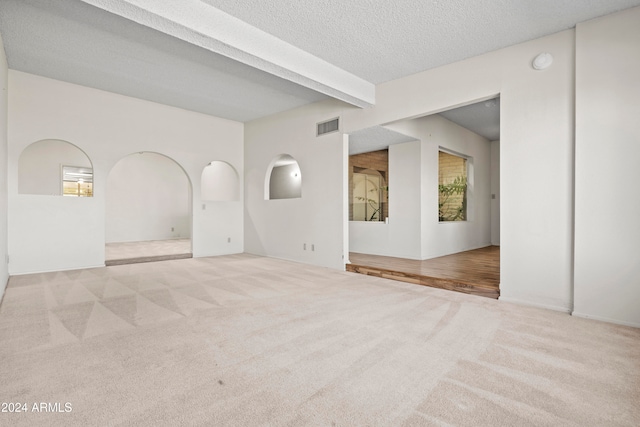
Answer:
[[574, 6, 640, 327], [201, 161, 240, 202], [349, 139, 422, 259], [420, 115, 491, 258], [18, 139, 91, 195], [8, 71, 244, 274], [106, 152, 191, 243], [246, 29, 575, 311], [0, 34, 8, 298], [490, 140, 500, 245], [244, 99, 348, 270], [385, 115, 491, 259]]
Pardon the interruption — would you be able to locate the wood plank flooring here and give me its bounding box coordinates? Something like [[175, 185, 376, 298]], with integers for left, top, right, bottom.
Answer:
[[346, 246, 500, 299]]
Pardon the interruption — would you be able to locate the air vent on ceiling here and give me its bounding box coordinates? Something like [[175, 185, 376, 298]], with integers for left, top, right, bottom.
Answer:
[[317, 117, 340, 136]]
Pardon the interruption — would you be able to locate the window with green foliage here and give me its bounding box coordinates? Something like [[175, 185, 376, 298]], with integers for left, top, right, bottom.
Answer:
[[439, 151, 467, 222]]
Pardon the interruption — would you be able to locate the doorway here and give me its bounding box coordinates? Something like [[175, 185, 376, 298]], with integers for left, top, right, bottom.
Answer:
[[105, 152, 192, 265], [346, 96, 501, 297]]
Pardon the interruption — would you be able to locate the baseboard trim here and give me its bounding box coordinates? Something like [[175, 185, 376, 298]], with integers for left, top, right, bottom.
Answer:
[[420, 244, 496, 261], [9, 263, 107, 276], [498, 296, 572, 313], [571, 311, 640, 328], [0, 276, 7, 308]]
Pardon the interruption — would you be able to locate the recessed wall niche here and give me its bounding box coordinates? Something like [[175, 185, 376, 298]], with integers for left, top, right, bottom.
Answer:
[[18, 139, 93, 196], [265, 154, 302, 200], [201, 161, 240, 201]]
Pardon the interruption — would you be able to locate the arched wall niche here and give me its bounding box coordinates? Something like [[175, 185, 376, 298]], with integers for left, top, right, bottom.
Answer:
[[264, 154, 302, 200], [201, 161, 240, 201], [18, 139, 93, 197], [106, 151, 192, 243]]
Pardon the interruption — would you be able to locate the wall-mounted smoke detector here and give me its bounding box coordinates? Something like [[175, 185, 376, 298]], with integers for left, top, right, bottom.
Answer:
[[532, 52, 553, 70], [317, 117, 340, 136]]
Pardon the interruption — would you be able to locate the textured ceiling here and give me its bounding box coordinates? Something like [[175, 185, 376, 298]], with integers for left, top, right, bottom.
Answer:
[[0, 0, 329, 121], [204, 0, 640, 84], [1, 0, 639, 123]]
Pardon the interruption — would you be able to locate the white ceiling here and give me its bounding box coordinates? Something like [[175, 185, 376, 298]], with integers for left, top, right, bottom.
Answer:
[[203, 0, 640, 84], [439, 97, 500, 141], [1, 0, 639, 124], [349, 126, 418, 156], [349, 97, 499, 155], [0, 0, 329, 121]]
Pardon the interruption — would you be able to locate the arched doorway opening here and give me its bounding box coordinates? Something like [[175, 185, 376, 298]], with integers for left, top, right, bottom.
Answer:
[[105, 152, 192, 265]]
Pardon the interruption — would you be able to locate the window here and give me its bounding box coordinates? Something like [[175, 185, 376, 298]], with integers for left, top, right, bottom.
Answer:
[[349, 149, 389, 222], [352, 170, 386, 221], [439, 150, 467, 222], [62, 166, 93, 197]]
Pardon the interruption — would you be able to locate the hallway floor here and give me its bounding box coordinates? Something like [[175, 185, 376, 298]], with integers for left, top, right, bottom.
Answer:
[[105, 239, 192, 266], [347, 246, 500, 299]]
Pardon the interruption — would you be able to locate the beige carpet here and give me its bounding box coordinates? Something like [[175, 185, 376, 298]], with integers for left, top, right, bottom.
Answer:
[[0, 254, 638, 426]]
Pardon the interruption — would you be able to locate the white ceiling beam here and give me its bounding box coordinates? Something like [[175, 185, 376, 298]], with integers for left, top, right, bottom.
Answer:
[[79, 0, 375, 108]]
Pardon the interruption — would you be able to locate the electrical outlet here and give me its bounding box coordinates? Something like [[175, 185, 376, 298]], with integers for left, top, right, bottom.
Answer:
[[227, 237, 231, 243], [171, 227, 174, 232], [311, 244, 315, 251], [303, 243, 306, 250], [202, 204, 206, 210]]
